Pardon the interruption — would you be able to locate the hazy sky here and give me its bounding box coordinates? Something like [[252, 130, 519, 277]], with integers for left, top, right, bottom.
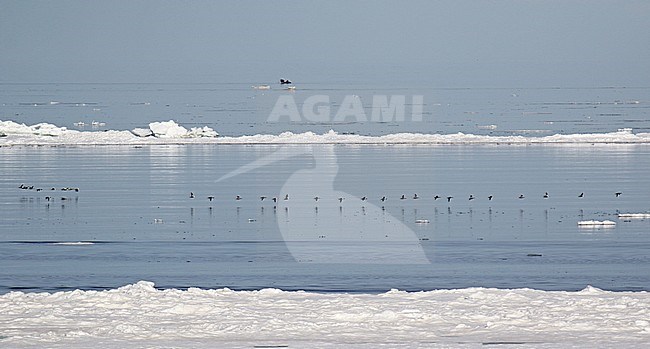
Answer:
[[1, 0, 649, 86]]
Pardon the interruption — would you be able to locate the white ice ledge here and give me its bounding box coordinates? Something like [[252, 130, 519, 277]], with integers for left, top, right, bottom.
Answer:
[[2, 120, 650, 146]]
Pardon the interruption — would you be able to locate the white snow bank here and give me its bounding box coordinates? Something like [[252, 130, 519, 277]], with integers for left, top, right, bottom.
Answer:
[[2, 120, 650, 146], [578, 220, 617, 226], [618, 213, 650, 219], [0, 281, 648, 348]]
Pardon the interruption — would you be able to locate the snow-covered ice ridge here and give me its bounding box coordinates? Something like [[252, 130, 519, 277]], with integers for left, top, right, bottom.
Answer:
[[1, 281, 648, 348], [2, 120, 650, 146]]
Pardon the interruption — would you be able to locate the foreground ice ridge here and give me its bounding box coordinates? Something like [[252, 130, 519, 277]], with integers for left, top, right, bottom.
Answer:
[[1, 281, 649, 348], [2, 120, 650, 145]]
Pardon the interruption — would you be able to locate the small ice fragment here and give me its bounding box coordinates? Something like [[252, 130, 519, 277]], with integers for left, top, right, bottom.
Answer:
[[52, 242, 94, 246], [578, 220, 616, 226], [618, 213, 650, 219]]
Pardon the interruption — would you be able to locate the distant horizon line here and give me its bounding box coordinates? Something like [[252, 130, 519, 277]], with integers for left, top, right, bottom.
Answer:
[[0, 82, 648, 90]]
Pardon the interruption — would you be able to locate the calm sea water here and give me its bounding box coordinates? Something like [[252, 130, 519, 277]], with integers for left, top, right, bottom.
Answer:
[[1, 83, 649, 136], [1, 144, 649, 293]]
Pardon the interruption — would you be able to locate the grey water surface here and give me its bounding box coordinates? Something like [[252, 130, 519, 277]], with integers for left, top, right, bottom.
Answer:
[[1, 83, 649, 137], [1, 144, 649, 293]]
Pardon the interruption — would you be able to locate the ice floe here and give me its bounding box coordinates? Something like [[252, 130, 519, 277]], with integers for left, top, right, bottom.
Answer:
[[0, 281, 649, 348], [0, 120, 69, 137], [185, 126, 219, 138], [51, 242, 95, 246], [146, 120, 218, 138]]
